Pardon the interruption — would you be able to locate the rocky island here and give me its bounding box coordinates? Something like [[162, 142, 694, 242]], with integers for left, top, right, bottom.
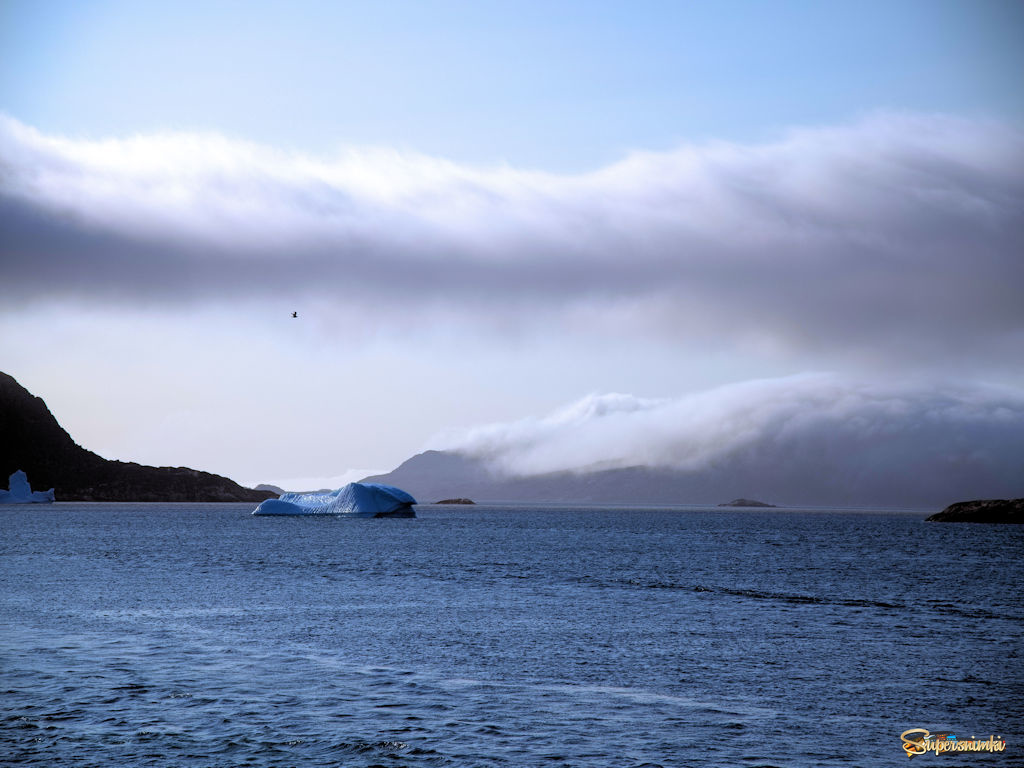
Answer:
[[718, 498, 777, 508], [434, 498, 476, 505], [926, 498, 1023, 524], [0, 371, 275, 502]]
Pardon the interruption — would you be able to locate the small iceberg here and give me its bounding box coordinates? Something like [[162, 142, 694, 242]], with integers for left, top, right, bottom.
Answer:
[[252, 482, 416, 517], [0, 470, 55, 504]]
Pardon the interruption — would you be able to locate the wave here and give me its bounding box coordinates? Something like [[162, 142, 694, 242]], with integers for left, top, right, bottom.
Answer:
[[624, 580, 1018, 621]]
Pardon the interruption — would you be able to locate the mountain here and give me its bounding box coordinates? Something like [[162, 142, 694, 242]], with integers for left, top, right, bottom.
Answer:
[[363, 446, 1019, 509], [0, 372, 274, 502], [361, 450, 783, 506]]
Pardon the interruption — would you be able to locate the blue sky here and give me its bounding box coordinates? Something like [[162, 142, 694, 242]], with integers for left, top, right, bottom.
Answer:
[[1, 1, 1022, 490], [3, 0, 1022, 169]]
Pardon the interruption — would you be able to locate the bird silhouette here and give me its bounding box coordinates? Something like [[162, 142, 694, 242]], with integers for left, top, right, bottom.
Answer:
[[291, 312, 298, 318]]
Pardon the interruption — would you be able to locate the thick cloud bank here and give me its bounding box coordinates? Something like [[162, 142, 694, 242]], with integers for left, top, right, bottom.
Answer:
[[429, 374, 1024, 505], [2, 113, 1022, 362]]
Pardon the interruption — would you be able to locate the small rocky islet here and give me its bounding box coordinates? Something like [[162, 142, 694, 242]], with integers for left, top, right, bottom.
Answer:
[[926, 498, 1023, 524]]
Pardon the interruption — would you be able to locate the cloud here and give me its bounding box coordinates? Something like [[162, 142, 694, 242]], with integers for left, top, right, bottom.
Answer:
[[427, 374, 1024, 503], [2, 112, 1022, 364]]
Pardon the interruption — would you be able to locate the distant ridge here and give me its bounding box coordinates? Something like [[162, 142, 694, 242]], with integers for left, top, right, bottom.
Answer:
[[0, 372, 275, 502], [362, 445, 1024, 509], [360, 450, 781, 506]]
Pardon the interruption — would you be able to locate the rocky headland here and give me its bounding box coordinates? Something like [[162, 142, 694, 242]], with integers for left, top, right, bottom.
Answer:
[[0, 371, 275, 502]]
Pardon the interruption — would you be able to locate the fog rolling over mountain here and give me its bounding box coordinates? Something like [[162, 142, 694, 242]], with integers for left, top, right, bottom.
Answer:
[[366, 376, 1024, 508]]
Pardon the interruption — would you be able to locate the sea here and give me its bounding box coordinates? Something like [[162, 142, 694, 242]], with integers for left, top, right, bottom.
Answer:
[[1, 502, 1021, 767]]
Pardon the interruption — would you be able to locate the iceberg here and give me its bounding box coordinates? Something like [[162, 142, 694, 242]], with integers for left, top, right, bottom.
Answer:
[[0, 470, 55, 504], [252, 482, 416, 517]]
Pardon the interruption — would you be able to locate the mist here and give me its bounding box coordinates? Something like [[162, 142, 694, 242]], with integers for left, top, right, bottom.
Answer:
[[425, 374, 1024, 505]]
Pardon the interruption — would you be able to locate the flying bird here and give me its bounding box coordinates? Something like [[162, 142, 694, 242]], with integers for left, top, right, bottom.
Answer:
[[291, 312, 298, 318]]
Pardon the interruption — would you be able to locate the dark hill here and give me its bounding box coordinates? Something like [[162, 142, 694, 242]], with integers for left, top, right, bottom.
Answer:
[[0, 371, 274, 502]]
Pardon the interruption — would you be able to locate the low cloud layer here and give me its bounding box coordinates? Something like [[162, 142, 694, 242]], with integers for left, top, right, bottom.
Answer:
[[2, 112, 1022, 365], [429, 374, 1024, 503]]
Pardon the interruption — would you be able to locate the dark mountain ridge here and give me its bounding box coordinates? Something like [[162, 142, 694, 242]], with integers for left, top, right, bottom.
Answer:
[[362, 450, 789, 507], [0, 371, 274, 502], [363, 443, 1024, 509]]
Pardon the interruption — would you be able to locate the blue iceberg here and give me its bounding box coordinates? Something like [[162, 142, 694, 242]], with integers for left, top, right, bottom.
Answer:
[[0, 470, 55, 504], [252, 482, 416, 517]]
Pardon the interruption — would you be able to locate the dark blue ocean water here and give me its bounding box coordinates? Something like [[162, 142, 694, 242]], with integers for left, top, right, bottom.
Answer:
[[1, 503, 1021, 767]]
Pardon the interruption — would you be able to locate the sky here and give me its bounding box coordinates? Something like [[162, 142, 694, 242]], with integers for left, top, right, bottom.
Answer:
[[1, 0, 1022, 492]]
